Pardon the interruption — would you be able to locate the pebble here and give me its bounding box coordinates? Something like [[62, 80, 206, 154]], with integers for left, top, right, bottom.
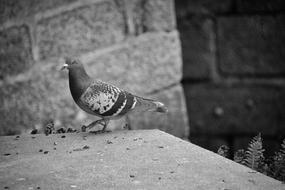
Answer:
[[82, 145, 90, 149], [57, 128, 66, 133], [30, 129, 38, 135]]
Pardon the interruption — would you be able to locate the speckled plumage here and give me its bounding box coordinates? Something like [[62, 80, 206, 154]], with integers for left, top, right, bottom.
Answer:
[[78, 80, 137, 118], [63, 57, 167, 132]]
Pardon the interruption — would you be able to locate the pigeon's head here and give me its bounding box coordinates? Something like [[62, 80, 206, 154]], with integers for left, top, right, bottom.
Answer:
[[61, 57, 83, 70]]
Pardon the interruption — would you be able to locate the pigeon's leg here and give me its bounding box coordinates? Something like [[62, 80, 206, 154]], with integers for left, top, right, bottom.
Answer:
[[101, 119, 110, 132], [81, 119, 104, 132], [82, 119, 110, 134], [123, 116, 131, 130]]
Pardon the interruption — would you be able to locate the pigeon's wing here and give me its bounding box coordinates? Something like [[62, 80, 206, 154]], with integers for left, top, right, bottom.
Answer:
[[78, 81, 137, 118]]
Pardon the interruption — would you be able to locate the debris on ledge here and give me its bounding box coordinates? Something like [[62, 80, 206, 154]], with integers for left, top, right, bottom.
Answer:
[[0, 130, 283, 190]]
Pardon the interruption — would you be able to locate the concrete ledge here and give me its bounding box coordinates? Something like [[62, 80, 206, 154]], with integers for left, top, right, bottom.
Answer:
[[0, 130, 283, 189]]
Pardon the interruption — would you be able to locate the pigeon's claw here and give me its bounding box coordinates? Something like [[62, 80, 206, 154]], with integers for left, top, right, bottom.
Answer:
[[82, 119, 110, 133]]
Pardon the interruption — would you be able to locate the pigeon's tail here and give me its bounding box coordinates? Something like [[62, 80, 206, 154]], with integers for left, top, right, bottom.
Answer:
[[134, 96, 168, 113]]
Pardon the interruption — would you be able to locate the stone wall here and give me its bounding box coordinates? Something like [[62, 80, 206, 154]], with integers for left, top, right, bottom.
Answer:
[[176, 0, 285, 156], [0, 0, 189, 139]]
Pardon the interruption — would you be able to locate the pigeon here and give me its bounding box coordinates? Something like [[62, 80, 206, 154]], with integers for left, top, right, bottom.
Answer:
[[61, 57, 168, 133]]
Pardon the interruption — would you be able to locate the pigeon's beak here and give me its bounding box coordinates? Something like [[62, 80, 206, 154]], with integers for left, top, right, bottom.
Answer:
[[61, 63, 68, 71]]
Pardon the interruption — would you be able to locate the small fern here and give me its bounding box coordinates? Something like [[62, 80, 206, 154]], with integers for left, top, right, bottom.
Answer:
[[244, 133, 265, 172], [217, 135, 285, 183]]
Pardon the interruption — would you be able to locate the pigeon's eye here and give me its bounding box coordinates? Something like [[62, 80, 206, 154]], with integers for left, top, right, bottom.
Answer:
[[71, 60, 76, 65]]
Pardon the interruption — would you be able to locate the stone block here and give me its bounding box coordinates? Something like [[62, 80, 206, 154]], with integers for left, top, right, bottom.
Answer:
[[36, 0, 125, 60], [128, 84, 189, 139], [184, 84, 283, 136], [177, 16, 214, 79], [218, 15, 285, 76], [175, 0, 233, 18], [83, 31, 182, 95], [237, 0, 285, 12], [0, 25, 33, 79], [115, 0, 144, 35], [143, 0, 176, 32], [0, 0, 76, 24]]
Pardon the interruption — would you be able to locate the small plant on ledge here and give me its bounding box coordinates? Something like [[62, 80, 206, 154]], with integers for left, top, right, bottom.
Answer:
[[217, 134, 285, 183]]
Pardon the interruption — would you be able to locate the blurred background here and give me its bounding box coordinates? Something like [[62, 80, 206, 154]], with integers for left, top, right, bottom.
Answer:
[[0, 0, 284, 157], [176, 0, 285, 157]]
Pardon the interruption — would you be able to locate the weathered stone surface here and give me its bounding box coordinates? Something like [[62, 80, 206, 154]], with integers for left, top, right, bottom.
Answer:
[[115, 0, 144, 35], [0, 25, 33, 79], [184, 84, 283, 136], [0, 0, 76, 24], [175, 0, 233, 18], [218, 15, 285, 76], [143, 0, 176, 32], [36, 0, 125, 60], [83, 31, 182, 95], [129, 84, 189, 139], [177, 16, 214, 79], [237, 0, 285, 12], [0, 130, 283, 190]]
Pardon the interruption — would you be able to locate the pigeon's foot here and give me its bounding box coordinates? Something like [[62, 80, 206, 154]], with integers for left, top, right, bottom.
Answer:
[[89, 129, 111, 134], [81, 119, 110, 133]]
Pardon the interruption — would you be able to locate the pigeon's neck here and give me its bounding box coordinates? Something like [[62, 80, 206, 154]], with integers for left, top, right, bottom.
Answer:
[[69, 66, 92, 102]]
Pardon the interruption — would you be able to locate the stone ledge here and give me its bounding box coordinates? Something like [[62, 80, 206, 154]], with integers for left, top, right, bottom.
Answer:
[[0, 130, 283, 190]]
